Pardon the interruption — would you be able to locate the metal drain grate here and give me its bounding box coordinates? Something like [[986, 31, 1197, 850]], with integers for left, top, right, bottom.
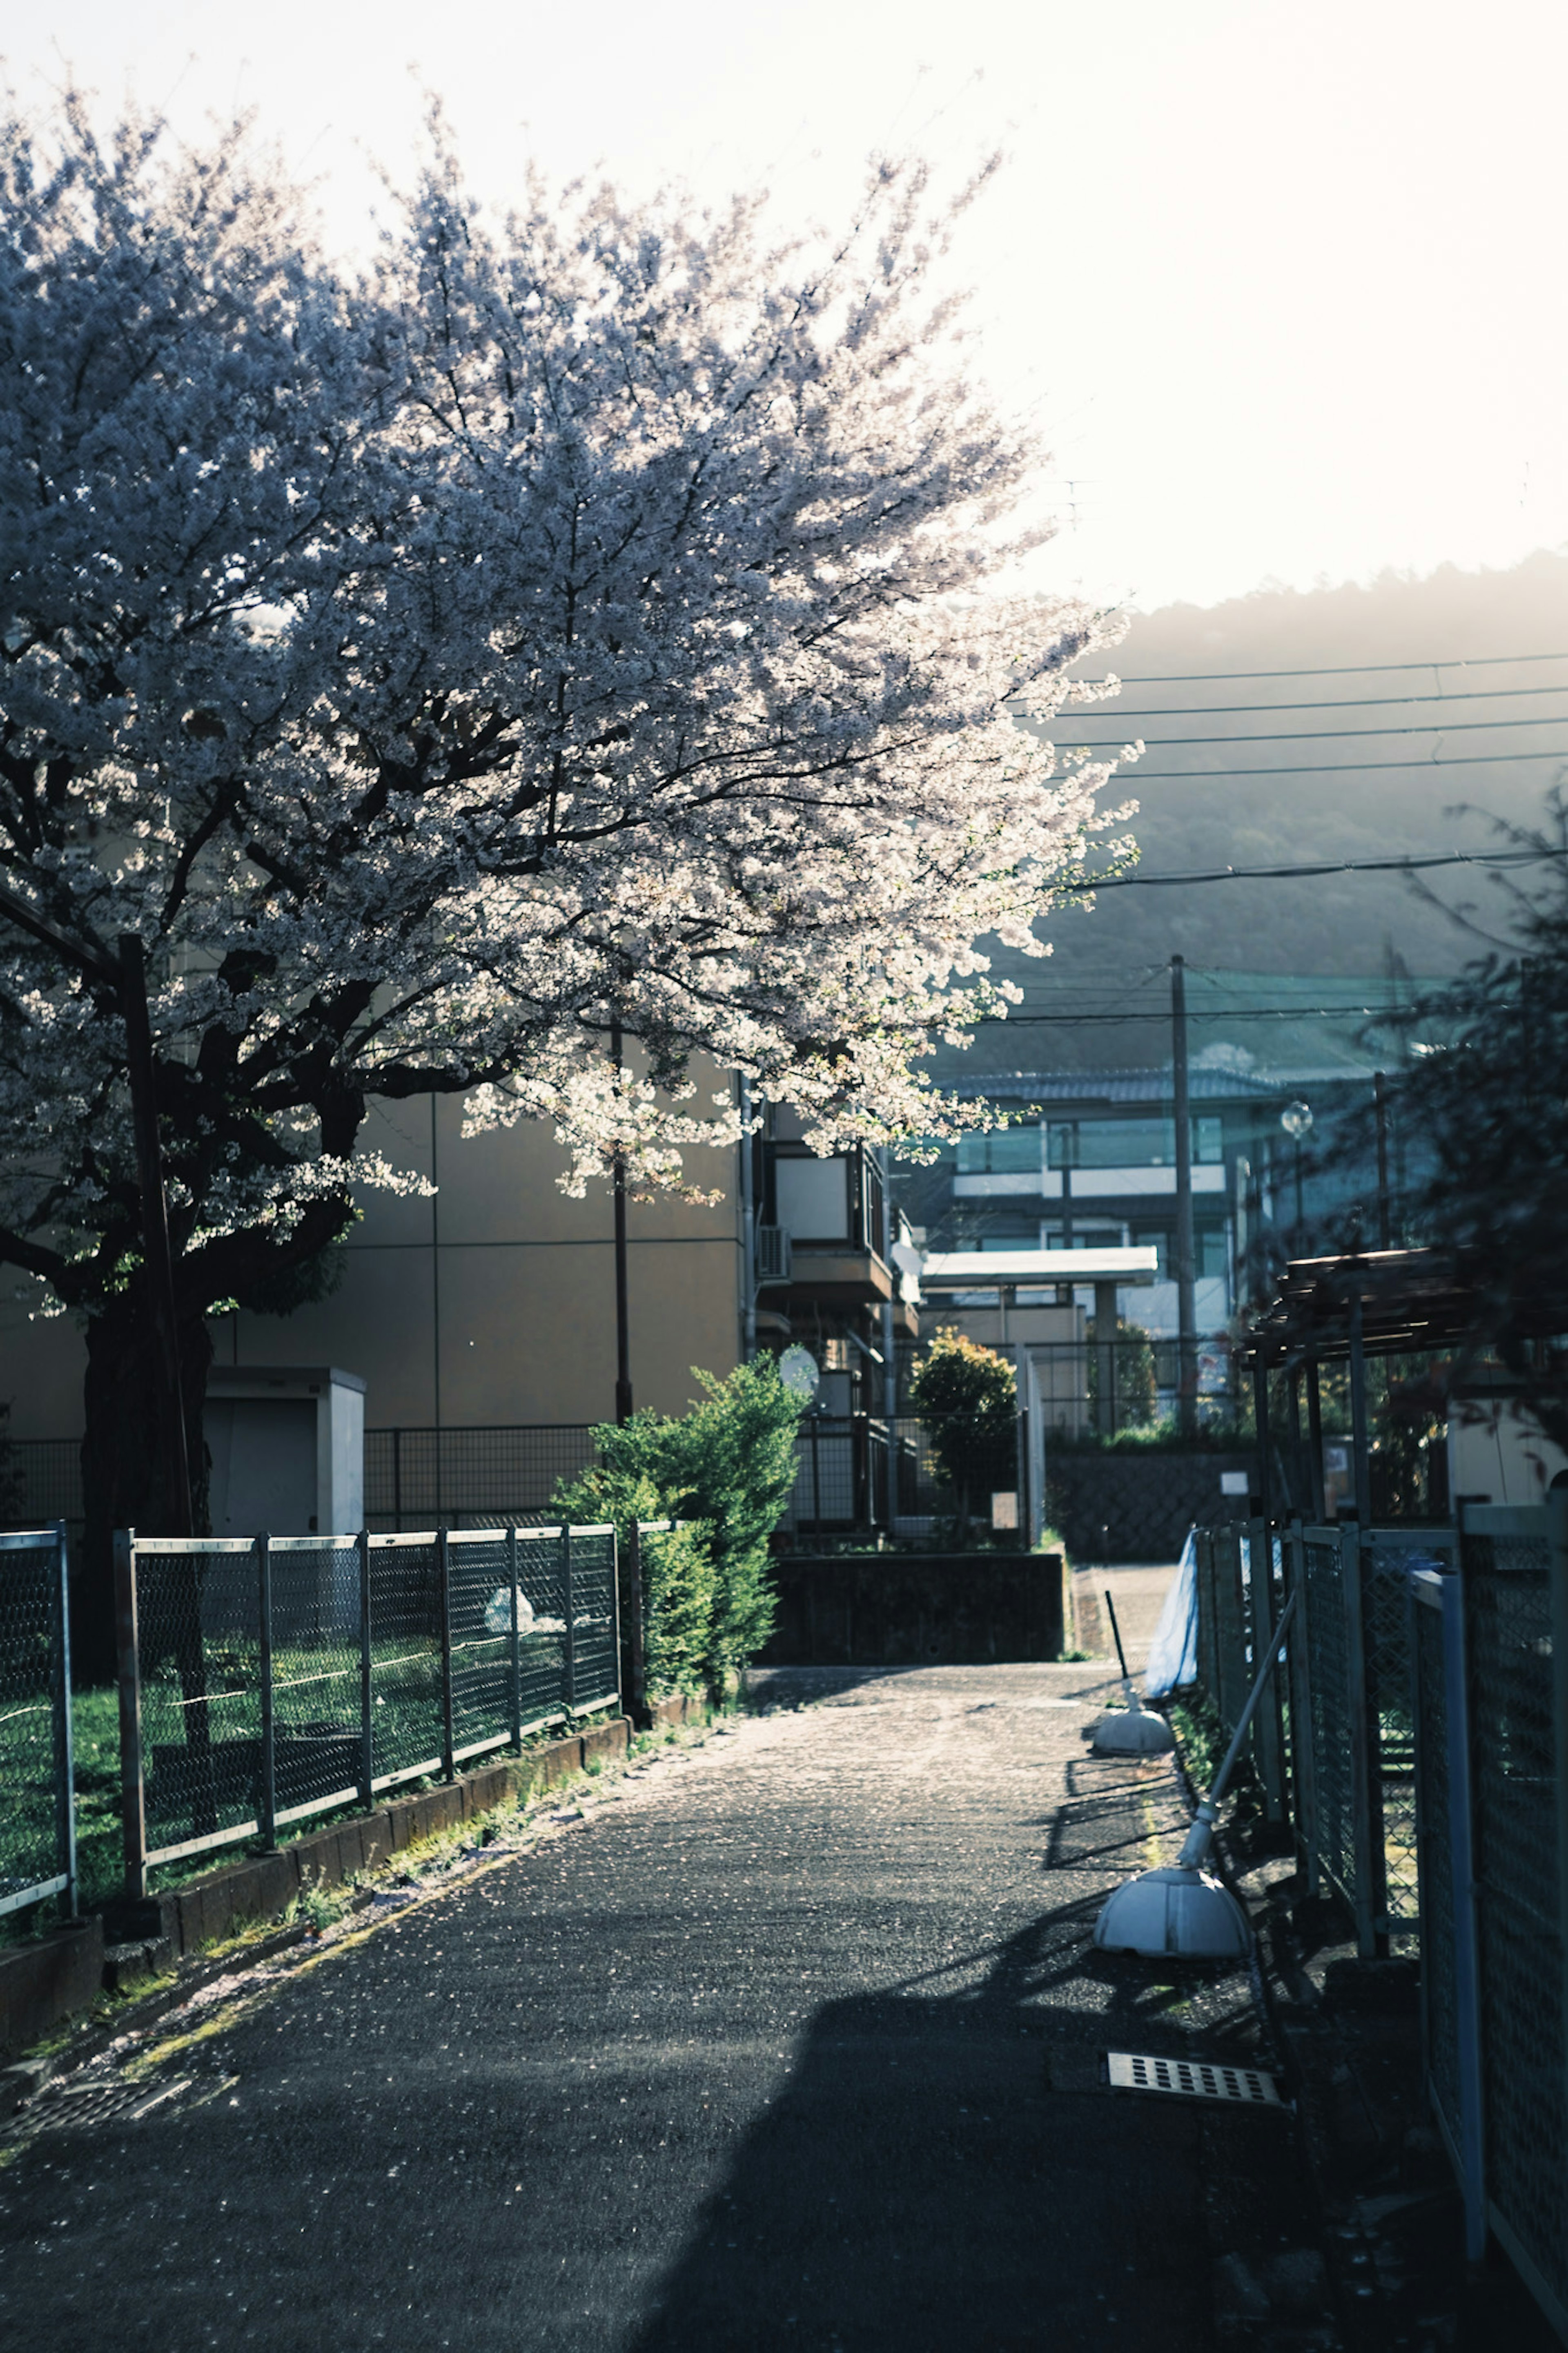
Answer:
[[1106, 2051, 1284, 2106], [0, 2070, 230, 2159]]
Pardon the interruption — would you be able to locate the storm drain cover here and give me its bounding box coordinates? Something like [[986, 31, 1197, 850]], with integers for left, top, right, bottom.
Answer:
[[1106, 2051, 1284, 2107]]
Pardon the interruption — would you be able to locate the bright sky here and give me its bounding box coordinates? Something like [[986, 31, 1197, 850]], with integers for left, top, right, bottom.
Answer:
[[11, 0, 1568, 611]]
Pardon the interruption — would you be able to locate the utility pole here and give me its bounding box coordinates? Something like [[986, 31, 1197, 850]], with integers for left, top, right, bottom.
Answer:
[[737, 1073, 758, 1365], [0, 887, 191, 1532], [609, 1014, 633, 1427], [1171, 955, 1198, 1439]]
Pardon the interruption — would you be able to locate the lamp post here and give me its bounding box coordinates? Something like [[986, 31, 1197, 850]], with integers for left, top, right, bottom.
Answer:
[[1280, 1099, 1313, 1238]]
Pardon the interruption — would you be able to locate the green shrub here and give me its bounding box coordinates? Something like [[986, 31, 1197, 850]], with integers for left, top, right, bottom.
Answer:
[[553, 1361, 802, 1693], [641, 1521, 720, 1695]]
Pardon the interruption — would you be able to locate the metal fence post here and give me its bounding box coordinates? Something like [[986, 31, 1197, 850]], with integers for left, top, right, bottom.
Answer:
[[1285, 1523, 1319, 1889], [1550, 1492, 1568, 2292], [1250, 1520, 1287, 1824], [1443, 1552, 1488, 2263], [54, 1523, 77, 1918], [809, 1413, 822, 1536], [358, 1530, 374, 1808], [622, 1522, 648, 1727], [114, 1528, 147, 1903], [437, 1527, 454, 1780], [508, 1526, 522, 1751], [257, 1533, 276, 1851], [1344, 1527, 1385, 1958], [562, 1525, 577, 1714]]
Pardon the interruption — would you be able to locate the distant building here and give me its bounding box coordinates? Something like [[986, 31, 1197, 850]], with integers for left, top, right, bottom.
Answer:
[[891, 1055, 1392, 1416]]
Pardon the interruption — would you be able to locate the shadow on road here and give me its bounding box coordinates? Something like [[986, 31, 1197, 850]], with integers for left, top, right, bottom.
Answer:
[[627, 1898, 1248, 2353]]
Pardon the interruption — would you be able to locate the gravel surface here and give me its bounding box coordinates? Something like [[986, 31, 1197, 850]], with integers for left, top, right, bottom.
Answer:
[[0, 1650, 1337, 2352]]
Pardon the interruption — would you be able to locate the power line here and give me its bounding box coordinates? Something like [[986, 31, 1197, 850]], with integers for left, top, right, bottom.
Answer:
[[1061, 715, 1568, 748], [1053, 844, 1568, 891], [1069, 651, 1568, 685], [1084, 749, 1566, 781], [1045, 682, 1568, 719]]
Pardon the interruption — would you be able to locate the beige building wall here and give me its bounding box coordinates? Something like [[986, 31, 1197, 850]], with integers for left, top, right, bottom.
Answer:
[[2, 1089, 745, 1442]]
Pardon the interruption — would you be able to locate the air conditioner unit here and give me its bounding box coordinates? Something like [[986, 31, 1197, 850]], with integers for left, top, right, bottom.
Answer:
[[756, 1225, 793, 1285]]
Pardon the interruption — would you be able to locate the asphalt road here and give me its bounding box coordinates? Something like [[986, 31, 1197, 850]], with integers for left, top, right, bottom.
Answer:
[[0, 1651, 1334, 2353]]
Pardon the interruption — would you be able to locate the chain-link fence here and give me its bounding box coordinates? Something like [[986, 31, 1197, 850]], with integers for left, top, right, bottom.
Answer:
[[1409, 1565, 1479, 2249], [118, 1523, 619, 1891], [1187, 1497, 1568, 2339], [1186, 1521, 1287, 1820], [363, 1427, 601, 1529], [3, 1442, 84, 1560], [1462, 1505, 1567, 2335], [774, 1410, 1037, 1540], [1265, 1522, 1447, 1952], [0, 1526, 75, 1919]]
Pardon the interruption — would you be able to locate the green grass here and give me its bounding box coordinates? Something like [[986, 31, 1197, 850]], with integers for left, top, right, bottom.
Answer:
[[0, 1622, 604, 1947]]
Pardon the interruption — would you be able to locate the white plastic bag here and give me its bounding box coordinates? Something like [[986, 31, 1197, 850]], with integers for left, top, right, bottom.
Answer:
[[1144, 1527, 1198, 1697], [483, 1585, 537, 1636]]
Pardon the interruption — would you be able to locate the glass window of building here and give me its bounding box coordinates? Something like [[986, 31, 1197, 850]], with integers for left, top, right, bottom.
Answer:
[[956, 1124, 1043, 1175], [1048, 1117, 1223, 1168]]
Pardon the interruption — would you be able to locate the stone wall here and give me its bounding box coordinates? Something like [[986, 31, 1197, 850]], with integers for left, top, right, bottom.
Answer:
[[1045, 1448, 1256, 1563], [757, 1552, 1069, 1667]]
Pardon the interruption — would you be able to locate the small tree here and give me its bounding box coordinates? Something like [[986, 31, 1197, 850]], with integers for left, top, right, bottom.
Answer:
[[909, 1329, 1017, 1541], [1086, 1316, 1158, 1431]]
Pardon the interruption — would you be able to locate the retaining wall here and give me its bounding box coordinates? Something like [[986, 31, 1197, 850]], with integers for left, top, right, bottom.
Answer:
[[756, 1551, 1069, 1667], [1045, 1449, 1256, 1563]]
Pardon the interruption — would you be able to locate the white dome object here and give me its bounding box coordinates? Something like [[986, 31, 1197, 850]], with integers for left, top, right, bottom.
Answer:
[[1093, 1700, 1177, 1756], [1093, 1863, 1252, 1960]]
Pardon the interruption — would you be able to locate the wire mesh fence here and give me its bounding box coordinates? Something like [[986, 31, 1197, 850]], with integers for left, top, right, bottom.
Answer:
[[1410, 1571, 1466, 2179], [2, 1441, 84, 1558], [0, 1526, 74, 1919], [363, 1427, 601, 1529], [1462, 1506, 1568, 2334], [1179, 1499, 1568, 2338], [774, 1411, 1031, 1539], [118, 1523, 619, 1890]]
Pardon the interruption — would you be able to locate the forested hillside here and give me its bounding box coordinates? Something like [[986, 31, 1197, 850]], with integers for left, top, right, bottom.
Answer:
[[949, 550, 1568, 1079]]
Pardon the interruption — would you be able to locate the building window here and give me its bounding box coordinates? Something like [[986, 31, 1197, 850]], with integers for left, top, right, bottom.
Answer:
[[1049, 1117, 1223, 1169], [1127, 1226, 1229, 1279], [1042, 1222, 1128, 1253], [956, 1124, 1042, 1176]]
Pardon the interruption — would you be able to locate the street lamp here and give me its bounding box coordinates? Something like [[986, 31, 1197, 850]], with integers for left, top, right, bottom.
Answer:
[[1280, 1099, 1313, 1235]]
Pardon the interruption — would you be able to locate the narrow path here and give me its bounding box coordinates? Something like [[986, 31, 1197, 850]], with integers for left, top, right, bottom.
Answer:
[[0, 1655, 1332, 2352]]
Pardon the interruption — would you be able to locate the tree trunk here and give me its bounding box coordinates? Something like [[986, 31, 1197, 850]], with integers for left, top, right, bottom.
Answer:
[[76, 1296, 213, 1685]]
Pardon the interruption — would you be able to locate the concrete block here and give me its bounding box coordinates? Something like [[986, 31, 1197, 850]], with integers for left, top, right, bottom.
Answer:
[[236, 1849, 301, 1926], [463, 1765, 510, 1819], [385, 1795, 423, 1851], [0, 2054, 55, 2116], [582, 1719, 629, 1766], [101, 1937, 175, 1994], [360, 1813, 396, 1873], [300, 1825, 359, 1889], [0, 1918, 104, 2057]]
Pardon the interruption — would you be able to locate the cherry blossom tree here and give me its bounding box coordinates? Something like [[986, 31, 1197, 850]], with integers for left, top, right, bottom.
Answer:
[[0, 98, 1132, 1664]]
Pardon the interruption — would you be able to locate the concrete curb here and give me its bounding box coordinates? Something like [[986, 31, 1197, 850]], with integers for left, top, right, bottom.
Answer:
[[0, 1693, 711, 2058]]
